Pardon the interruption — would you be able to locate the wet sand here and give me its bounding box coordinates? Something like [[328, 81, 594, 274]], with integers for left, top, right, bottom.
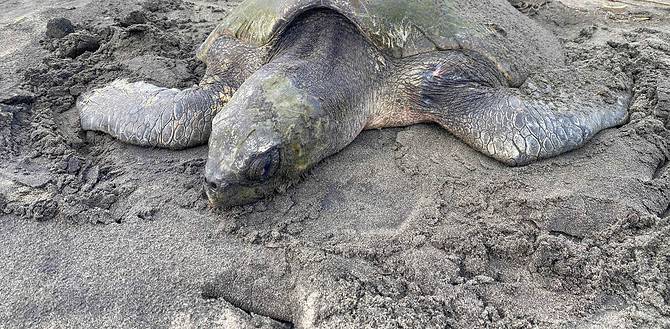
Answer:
[[1, 0, 669, 328]]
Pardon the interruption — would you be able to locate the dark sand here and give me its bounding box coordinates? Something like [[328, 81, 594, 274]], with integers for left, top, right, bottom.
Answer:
[[1, 0, 669, 328]]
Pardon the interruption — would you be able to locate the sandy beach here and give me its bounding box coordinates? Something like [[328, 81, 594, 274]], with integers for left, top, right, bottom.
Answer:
[[1, 0, 669, 327]]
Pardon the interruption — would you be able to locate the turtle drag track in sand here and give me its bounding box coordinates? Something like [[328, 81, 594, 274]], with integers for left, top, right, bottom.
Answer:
[[1, 0, 670, 328]]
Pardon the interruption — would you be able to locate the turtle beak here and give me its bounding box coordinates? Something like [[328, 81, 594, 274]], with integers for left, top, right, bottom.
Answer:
[[203, 178, 264, 209], [203, 178, 226, 208]]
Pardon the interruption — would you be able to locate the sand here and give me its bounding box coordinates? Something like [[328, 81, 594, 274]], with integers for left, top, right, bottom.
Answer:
[[1, 0, 669, 328]]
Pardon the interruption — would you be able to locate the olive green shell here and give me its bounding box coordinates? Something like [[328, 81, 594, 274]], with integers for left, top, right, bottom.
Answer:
[[198, 0, 563, 86]]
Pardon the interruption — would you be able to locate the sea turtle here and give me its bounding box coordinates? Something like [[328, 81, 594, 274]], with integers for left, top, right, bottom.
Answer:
[[78, 0, 630, 208]]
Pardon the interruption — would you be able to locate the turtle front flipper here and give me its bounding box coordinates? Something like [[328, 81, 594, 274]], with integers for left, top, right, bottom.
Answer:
[[397, 51, 630, 166], [79, 35, 261, 149], [78, 80, 233, 149]]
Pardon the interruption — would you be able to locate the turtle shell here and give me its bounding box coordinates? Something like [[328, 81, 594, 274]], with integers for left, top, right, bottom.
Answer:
[[198, 0, 563, 86]]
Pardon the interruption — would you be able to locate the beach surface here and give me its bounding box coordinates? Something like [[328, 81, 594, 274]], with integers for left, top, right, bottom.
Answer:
[[1, 0, 669, 327]]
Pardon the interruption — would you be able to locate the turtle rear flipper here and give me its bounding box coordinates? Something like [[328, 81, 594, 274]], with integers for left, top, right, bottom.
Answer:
[[403, 51, 630, 166], [78, 80, 234, 149]]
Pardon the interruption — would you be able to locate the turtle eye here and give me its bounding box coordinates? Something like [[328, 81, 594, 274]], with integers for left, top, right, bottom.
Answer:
[[246, 147, 281, 182]]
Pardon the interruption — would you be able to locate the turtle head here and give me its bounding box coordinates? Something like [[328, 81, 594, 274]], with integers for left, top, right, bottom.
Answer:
[[203, 123, 283, 209], [204, 68, 329, 208], [204, 8, 385, 208]]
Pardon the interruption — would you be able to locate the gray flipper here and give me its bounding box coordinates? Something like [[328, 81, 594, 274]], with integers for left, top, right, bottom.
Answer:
[[79, 35, 261, 149], [78, 80, 232, 149], [409, 51, 630, 166]]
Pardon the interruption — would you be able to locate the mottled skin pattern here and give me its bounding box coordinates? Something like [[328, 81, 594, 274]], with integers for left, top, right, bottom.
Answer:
[[77, 0, 630, 209]]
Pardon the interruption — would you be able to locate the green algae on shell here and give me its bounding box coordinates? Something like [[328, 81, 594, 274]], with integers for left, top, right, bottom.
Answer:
[[197, 0, 563, 87]]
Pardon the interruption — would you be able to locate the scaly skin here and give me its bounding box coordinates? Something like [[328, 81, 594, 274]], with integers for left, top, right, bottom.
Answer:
[[391, 51, 630, 165], [78, 80, 230, 149]]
